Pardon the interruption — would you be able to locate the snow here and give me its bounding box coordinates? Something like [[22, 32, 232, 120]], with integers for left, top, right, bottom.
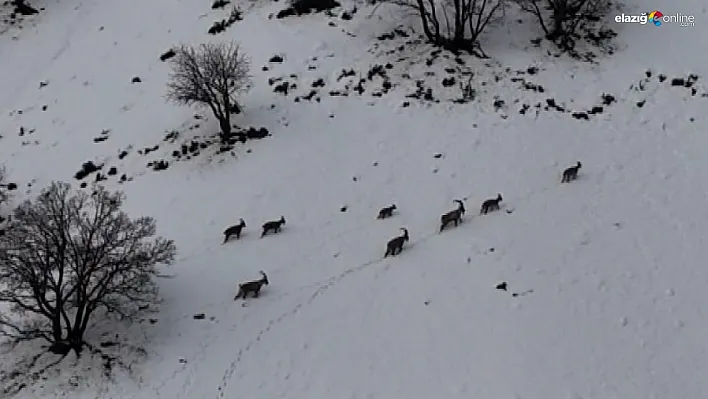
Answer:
[[1, 0, 708, 397]]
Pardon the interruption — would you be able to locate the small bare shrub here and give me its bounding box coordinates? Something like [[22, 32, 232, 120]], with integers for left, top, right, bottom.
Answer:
[[515, 0, 613, 51], [386, 0, 506, 57]]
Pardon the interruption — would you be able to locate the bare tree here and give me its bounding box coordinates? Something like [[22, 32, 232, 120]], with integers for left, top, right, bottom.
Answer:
[[166, 41, 251, 142], [386, 0, 506, 57], [515, 0, 610, 50], [0, 182, 176, 355]]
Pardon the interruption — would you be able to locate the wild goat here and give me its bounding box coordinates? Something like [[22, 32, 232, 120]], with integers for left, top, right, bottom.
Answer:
[[384, 228, 409, 257], [261, 216, 285, 237], [561, 161, 582, 183], [440, 199, 465, 232], [377, 204, 397, 219], [234, 271, 269, 300], [480, 194, 502, 215], [222, 218, 246, 243]]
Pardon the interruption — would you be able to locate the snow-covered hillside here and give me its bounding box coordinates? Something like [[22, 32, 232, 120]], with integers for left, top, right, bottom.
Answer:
[[1, 0, 708, 397]]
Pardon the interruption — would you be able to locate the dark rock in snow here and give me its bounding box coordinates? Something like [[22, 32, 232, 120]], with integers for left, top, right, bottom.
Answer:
[[208, 21, 227, 35], [600, 93, 615, 105], [276, 0, 340, 19], [140, 145, 159, 155], [160, 49, 176, 61], [74, 161, 103, 180], [493, 99, 505, 110], [274, 81, 290, 95], [212, 0, 230, 9], [247, 127, 269, 139], [151, 160, 169, 171]]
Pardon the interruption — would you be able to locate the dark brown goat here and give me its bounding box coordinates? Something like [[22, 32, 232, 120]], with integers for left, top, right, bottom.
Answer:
[[234, 271, 269, 300], [223, 218, 246, 243], [480, 194, 502, 215], [384, 228, 409, 257], [377, 204, 397, 219], [261, 216, 286, 237], [440, 199, 465, 232], [561, 161, 582, 183]]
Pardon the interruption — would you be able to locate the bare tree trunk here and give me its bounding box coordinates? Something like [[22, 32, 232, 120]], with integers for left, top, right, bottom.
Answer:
[[453, 0, 463, 41], [548, 3, 565, 39], [68, 327, 85, 354], [219, 116, 232, 142], [51, 314, 63, 343]]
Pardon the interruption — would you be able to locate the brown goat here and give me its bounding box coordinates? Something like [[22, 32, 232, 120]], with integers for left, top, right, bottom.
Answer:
[[480, 194, 502, 215], [561, 161, 582, 183], [440, 199, 465, 232], [261, 216, 286, 237], [377, 204, 397, 219], [384, 228, 409, 257], [223, 218, 246, 243], [234, 271, 269, 300]]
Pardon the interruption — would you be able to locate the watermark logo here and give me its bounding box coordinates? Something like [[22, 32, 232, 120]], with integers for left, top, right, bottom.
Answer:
[[648, 10, 663, 25], [615, 10, 695, 27]]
